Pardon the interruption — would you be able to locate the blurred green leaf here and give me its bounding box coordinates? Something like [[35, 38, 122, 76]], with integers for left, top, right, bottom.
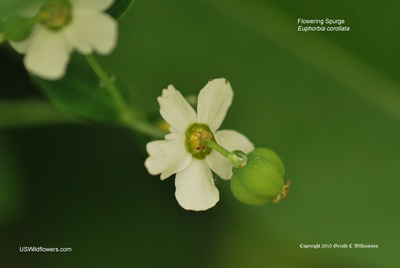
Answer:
[[107, 0, 135, 21], [3, 15, 38, 41], [31, 55, 120, 122], [0, 0, 41, 19]]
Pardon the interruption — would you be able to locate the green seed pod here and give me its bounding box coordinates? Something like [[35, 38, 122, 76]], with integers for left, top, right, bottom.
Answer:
[[230, 148, 286, 206]]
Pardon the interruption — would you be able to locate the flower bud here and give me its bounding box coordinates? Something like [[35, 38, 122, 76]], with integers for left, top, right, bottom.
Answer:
[[230, 148, 286, 206]]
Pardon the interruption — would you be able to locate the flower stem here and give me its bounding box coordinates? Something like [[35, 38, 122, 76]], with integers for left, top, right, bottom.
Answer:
[[85, 54, 166, 139], [85, 54, 126, 113], [200, 139, 248, 168], [0, 33, 4, 44], [200, 139, 229, 158], [121, 114, 167, 139]]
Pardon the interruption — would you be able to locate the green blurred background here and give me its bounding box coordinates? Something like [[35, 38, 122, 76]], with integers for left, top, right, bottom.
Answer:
[[0, 0, 399, 267]]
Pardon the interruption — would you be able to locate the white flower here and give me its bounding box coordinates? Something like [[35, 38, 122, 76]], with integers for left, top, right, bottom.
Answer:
[[145, 78, 254, 211], [9, 0, 118, 80]]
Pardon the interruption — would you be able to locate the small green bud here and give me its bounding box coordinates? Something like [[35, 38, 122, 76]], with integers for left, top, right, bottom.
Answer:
[[3, 15, 38, 42], [230, 148, 290, 206]]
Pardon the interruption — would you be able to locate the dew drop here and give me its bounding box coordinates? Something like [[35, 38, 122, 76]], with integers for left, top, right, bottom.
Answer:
[[99, 75, 116, 87], [213, 175, 220, 185]]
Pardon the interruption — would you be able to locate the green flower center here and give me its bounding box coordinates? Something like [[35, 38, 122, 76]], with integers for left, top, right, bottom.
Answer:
[[39, 0, 72, 30], [185, 123, 215, 159]]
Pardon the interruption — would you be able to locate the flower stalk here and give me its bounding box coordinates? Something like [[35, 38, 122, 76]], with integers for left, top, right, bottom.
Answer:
[[199, 139, 229, 158], [200, 139, 248, 168], [85, 54, 166, 139], [85, 54, 126, 113]]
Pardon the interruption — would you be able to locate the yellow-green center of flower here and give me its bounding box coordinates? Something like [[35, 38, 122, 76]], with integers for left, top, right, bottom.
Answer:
[[185, 123, 215, 159], [39, 0, 72, 30]]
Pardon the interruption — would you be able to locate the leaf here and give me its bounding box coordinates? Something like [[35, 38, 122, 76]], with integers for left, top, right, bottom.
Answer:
[[3, 15, 38, 41], [107, 0, 135, 21], [31, 55, 120, 123], [0, 0, 41, 19]]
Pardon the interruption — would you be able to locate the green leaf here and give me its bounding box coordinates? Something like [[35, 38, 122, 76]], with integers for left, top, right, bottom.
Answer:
[[3, 15, 38, 41], [107, 0, 135, 21], [0, 0, 41, 19], [31, 55, 120, 123]]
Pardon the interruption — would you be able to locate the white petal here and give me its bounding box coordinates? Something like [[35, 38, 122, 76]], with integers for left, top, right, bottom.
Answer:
[[206, 130, 254, 180], [215, 130, 254, 153], [158, 85, 197, 133], [70, 0, 114, 11], [24, 25, 71, 80], [197, 78, 233, 132], [9, 21, 46, 54], [10, 39, 29, 54], [206, 151, 232, 180], [64, 10, 117, 55], [9, 32, 33, 54], [145, 133, 192, 180], [175, 159, 219, 211]]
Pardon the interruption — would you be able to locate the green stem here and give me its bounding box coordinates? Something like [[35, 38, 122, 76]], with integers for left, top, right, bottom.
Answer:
[[200, 139, 229, 158], [85, 54, 166, 139], [201, 139, 248, 168], [0, 32, 4, 44], [85, 54, 126, 113], [121, 115, 167, 139]]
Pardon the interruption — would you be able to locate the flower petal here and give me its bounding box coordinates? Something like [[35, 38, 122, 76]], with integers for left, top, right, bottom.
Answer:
[[215, 130, 255, 153], [23, 25, 71, 80], [70, 0, 114, 11], [206, 130, 254, 180], [9, 30, 34, 53], [197, 78, 233, 132], [145, 133, 191, 180], [158, 85, 197, 133], [8, 3, 47, 53], [175, 159, 219, 211], [64, 10, 117, 55]]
